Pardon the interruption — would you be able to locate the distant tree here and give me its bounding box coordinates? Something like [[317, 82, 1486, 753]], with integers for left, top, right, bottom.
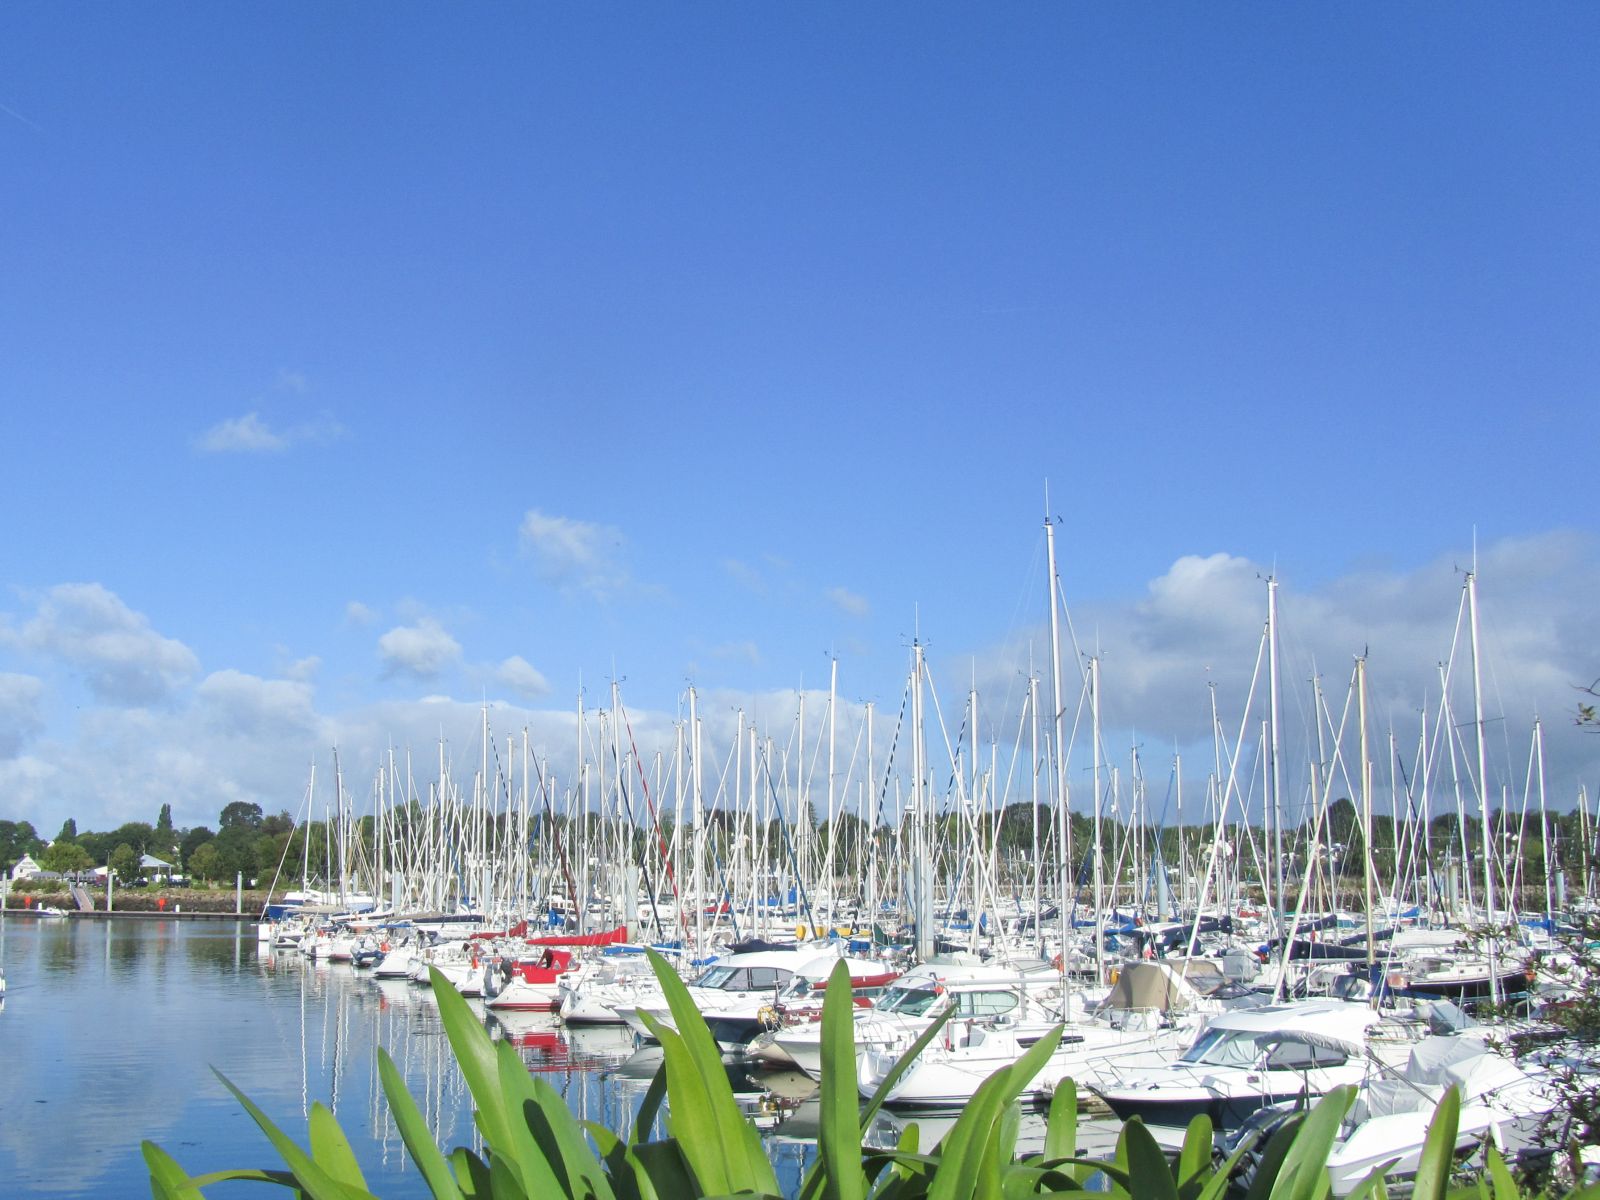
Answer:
[[189, 841, 221, 884], [0, 820, 45, 873], [260, 810, 295, 837], [211, 825, 257, 882], [109, 842, 140, 882], [107, 821, 158, 857], [76, 830, 112, 864], [40, 841, 93, 874], [219, 801, 264, 833], [54, 817, 78, 844], [181, 825, 215, 864]]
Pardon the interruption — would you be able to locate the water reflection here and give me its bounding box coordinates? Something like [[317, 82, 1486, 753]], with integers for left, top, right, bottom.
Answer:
[[0, 918, 878, 1199]]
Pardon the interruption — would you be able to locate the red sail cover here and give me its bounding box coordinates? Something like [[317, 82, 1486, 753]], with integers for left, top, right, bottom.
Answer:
[[525, 925, 630, 947]]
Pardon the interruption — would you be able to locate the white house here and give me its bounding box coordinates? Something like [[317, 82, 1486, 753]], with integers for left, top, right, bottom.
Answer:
[[9, 853, 43, 881]]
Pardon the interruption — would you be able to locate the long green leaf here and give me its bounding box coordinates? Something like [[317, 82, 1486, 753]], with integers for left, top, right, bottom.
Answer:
[[212, 1068, 375, 1200], [428, 966, 518, 1164], [1269, 1086, 1355, 1200], [631, 1062, 668, 1145], [858, 1002, 959, 1129], [490, 1037, 592, 1199], [309, 1102, 369, 1193], [518, 1062, 618, 1200], [1122, 1118, 1179, 1200], [643, 949, 780, 1197], [1042, 1078, 1078, 1164], [926, 1026, 1065, 1200], [377, 1048, 466, 1200], [141, 1142, 208, 1200], [1408, 1085, 1461, 1200], [1177, 1114, 1214, 1193], [450, 1147, 493, 1200], [812, 959, 868, 1200]]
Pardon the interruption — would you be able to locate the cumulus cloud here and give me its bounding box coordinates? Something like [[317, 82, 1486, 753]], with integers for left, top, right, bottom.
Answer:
[[284, 656, 321, 682], [345, 601, 378, 626], [378, 619, 463, 679], [194, 411, 344, 454], [827, 586, 870, 617], [196, 669, 319, 737], [20, 583, 198, 705], [0, 673, 45, 758], [519, 510, 630, 600], [974, 531, 1600, 817], [496, 655, 551, 699]]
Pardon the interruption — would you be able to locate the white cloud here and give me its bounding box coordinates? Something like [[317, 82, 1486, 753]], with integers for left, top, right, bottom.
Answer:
[[195, 412, 287, 453], [0, 672, 45, 758], [20, 583, 199, 705], [345, 601, 378, 626], [496, 655, 551, 699], [196, 669, 319, 737], [827, 586, 870, 617], [519, 509, 630, 600], [194, 410, 345, 455], [378, 619, 463, 679], [284, 656, 321, 682], [973, 531, 1600, 818]]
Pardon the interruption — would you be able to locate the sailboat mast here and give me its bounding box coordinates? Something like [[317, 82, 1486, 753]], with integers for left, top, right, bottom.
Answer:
[[1044, 516, 1071, 973]]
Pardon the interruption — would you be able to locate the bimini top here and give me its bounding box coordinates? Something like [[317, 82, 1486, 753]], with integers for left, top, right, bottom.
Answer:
[[1202, 999, 1388, 1056]]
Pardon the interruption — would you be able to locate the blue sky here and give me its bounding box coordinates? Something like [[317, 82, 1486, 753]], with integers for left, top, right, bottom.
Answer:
[[2, 5, 1597, 836]]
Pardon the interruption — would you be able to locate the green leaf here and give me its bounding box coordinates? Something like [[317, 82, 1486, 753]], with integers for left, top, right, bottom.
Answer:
[[141, 1142, 207, 1200], [1177, 1113, 1215, 1193], [490, 1037, 592, 1199], [428, 967, 519, 1166], [642, 949, 780, 1198], [1409, 1085, 1461, 1200], [309, 1102, 369, 1193], [518, 1066, 618, 1200], [1268, 1086, 1355, 1200], [632, 1063, 668, 1145], [812, 959, 869, 1200], [1240, 1114, 1304, 1200], [858, 1000, 960, 1130], [450, 1147, 493, 1200], [629, 1139, 700, 1200], [926, 1026, 1066, 1200], [377, 1048, 466, 1200], [1121, 1118, 1179, 1200], [1043, 1079, 1078, 1164], [212, 1068, 376, 1200], [1483, 1144, 1518, 1200]]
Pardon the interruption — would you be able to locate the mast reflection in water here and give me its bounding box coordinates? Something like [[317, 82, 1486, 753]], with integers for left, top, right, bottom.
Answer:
[[0, 917, 788, 1198]]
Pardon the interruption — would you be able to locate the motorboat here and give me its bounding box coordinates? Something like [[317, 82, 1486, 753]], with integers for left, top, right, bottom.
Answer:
[[1093, 998, 1424, 1130], [1221, 1035, 1560, 1195], [855, 958, 1250, 1109], [765, 954, 1067, 1081]]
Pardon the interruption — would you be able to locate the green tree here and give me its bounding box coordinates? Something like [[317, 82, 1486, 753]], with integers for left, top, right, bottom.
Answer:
[[39, 841, 93, 875], [0, 820, 45, 873], [54, 817, 78, 843], [109, 842, 139, 882], [180, 825, 215, 867], [189, 840, 221, 883], [219, 801, 264, 833]]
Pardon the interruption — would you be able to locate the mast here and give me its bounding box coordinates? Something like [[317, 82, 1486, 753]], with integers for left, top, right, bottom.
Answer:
[[1467, 568, 1500, 1006], [1267, 577, 1286, 936], [1044, 515, 1071, 973], [1359, 655, 1375, 969]]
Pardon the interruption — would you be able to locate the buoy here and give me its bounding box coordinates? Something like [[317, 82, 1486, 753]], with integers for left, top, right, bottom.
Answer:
[[796, 923, 808, 940]]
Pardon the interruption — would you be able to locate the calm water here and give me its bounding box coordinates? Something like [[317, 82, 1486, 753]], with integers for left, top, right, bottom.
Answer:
[[0, 915, 822, 1198]]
